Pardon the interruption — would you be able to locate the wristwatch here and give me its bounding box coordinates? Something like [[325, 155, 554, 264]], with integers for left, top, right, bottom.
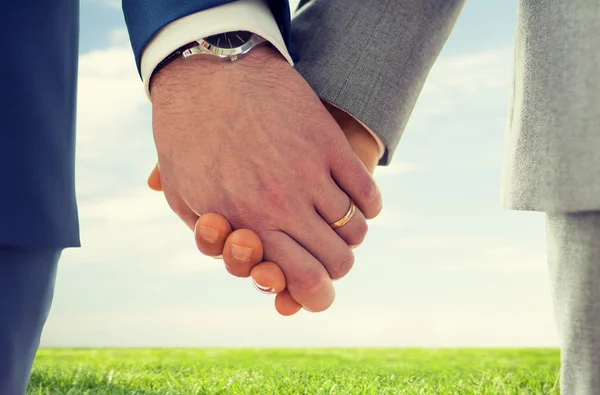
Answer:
[[154, 30, 267, 75]]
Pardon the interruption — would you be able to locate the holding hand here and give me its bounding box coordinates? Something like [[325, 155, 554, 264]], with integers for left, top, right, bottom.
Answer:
[[148, 105, 380, 315], [150, 46, 381, 313]]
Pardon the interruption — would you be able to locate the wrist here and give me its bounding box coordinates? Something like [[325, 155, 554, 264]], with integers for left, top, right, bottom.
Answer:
[[150, 45, 288, 97]]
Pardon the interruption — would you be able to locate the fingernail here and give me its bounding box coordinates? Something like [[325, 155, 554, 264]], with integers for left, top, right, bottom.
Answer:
[[210, 255, 223, 260], [198, 226, 220, 243], [252, 278, 275, 294], [231, 244, 253, 261]]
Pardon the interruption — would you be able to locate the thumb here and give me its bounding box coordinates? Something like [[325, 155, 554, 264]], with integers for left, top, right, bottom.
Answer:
[[325, 104, 379, 175], [147, 163, 163, 191]]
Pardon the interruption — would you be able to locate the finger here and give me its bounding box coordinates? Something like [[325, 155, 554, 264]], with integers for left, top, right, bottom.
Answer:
[[283, 209, 356, 280], [262, 231, 335, 312], [329, 145, 382, 220], [343, 126, 379, 175], [223, 229, 264, 277], [148, 163, 162, 191], [324, 102, 380, 175], [275, 289, 303, 316], [315, 181, 368, 248], [251, 261, 286, 294], [194, 213, 233, 257]]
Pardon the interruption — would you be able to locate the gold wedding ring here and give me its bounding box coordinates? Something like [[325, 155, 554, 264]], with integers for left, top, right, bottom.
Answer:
[[329, 201, 356, 229]]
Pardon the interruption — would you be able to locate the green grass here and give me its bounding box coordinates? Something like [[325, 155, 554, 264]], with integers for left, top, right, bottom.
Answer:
[[29, 348, 560, 395]]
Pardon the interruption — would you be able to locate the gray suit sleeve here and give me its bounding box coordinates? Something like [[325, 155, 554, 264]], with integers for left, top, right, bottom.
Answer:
[[292, 0, 465, 165]]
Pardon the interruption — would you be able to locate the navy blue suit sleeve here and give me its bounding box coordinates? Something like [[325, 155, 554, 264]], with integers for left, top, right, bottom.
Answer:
[[122, 0, 293, 75]]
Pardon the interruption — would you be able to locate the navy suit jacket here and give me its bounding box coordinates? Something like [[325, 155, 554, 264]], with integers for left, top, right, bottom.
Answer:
[[0, 0, 290, 248]]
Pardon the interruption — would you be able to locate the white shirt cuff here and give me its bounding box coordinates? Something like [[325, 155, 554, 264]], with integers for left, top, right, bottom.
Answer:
[[140, 0, 293, 98]]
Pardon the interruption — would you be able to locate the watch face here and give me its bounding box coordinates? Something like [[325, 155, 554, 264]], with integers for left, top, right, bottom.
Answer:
[[204, 31, 253, 49]]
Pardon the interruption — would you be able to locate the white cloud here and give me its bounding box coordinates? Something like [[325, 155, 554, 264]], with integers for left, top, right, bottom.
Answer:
[[42, 306, 557, 347], [396, 47, 513, 170], [93, 0, 121, 10], [417, 47, 513, 112], [375, 162, 424, 177], [82, 187, 166, 223], [40, 33, 556, 348], [75, 43, 147, 190], [108, 28, 130, 47], [426, 49, 512, 95], [403, 241, 546, 275], [393, 236, 491, 250], [56, 37, 205, 273], [368, 207, 407, 227]]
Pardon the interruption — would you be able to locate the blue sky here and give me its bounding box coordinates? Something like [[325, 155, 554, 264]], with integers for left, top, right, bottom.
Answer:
[[41, 0, 558, 347]]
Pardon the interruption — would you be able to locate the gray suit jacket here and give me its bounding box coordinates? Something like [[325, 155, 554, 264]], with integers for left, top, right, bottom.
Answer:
[[293, 0, 600, 213], [501, 0, 600, 213]]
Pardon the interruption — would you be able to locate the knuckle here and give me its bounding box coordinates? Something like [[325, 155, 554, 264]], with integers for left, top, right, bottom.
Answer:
[[356, 179, 382, 219], [357, 177, 379, 205], [291, 269, 329, 296], [347, 220, 368, 247], [328, 250, 355, 280]]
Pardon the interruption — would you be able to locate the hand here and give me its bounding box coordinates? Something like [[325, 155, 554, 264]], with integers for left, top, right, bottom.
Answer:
[[148, 106, 380, 315], [149, 46, 382, 313]]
